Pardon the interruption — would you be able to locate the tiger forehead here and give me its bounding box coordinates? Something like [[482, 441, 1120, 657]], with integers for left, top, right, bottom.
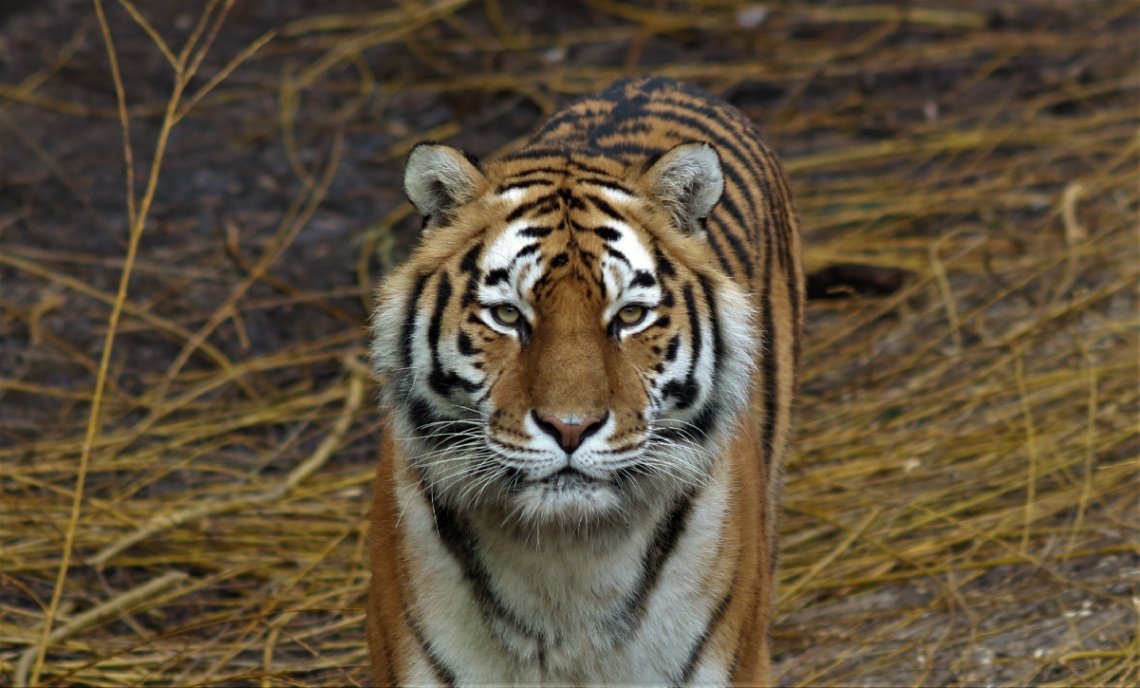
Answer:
[[463, 175, 661, 305]]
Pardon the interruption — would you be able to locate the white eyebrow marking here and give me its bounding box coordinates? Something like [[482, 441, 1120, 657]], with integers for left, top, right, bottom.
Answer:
[[591, 184, 637, 204], [497, 187, 529, 203]]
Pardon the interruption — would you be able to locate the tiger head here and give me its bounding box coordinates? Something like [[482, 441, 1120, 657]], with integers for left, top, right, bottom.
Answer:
[[371, 142, 757, 530]]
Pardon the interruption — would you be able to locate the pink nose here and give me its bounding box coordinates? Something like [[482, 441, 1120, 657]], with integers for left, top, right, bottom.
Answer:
[[537, 414, 603, 452]]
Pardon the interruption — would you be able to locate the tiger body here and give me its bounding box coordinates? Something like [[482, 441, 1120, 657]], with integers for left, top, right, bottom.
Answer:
[[368, 77, 803, 686]]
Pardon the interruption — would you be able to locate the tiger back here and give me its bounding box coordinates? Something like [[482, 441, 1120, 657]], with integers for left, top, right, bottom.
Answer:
[[367, 76, 803, 686]]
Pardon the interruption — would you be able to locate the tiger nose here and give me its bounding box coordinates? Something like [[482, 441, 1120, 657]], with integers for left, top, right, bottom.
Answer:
[[533, 412, 604, 452]]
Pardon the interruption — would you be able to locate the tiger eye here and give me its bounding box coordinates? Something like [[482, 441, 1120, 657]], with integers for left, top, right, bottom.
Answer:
[[617, 305, 646, 325], [493, 304, 521, 325]]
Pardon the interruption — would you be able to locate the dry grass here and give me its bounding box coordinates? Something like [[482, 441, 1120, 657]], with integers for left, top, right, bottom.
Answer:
[[0, 0, 1136, 686]]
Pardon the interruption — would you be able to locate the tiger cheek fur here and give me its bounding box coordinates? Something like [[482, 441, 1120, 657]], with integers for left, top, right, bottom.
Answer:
[[368, 77, 803, 686]]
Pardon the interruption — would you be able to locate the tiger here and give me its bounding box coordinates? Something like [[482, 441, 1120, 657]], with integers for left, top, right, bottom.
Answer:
[[367, 76, 803, 686]]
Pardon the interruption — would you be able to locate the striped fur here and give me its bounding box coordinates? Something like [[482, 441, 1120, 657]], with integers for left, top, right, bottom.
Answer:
[[368, 77, 803, 686]]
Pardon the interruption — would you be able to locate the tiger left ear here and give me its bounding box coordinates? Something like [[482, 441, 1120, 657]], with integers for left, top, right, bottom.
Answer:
[[642, 142, 725, 235], [404, 143, 489, 229]]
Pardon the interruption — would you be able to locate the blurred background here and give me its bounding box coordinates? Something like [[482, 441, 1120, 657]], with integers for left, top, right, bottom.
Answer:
[[1, 1, 1136, 685]]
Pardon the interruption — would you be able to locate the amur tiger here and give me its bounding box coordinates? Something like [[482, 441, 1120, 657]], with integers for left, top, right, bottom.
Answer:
[[367, 76, 803, 686]]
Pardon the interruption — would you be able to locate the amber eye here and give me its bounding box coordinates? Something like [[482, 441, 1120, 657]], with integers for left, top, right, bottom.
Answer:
[[492, 304, 521, 326], [617, 305, 647, 326]]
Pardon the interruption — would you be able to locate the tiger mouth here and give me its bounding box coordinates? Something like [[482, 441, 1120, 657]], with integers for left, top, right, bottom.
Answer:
[[537, 467, 607, 489]]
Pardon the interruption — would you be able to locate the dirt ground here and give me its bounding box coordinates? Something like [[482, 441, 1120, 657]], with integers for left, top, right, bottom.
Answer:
[[1, 1, 1137, 686]]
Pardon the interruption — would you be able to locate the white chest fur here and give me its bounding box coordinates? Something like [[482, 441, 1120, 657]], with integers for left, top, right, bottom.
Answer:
[[396, 473, 732, 685]]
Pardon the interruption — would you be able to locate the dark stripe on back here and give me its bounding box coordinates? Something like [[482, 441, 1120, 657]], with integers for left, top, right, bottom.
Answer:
[[760, 203, 778, 468]]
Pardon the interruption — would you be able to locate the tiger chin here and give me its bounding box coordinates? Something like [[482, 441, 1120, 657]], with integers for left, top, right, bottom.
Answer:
[[367, 77, 803, 687]]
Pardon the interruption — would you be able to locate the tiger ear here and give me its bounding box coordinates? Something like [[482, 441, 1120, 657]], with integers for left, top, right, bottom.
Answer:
[[404, 143, 488, 228], [642, 142, 725, 235]]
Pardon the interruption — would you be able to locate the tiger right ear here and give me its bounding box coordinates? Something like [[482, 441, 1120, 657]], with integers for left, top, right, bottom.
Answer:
[[642, 142, 725, 236], [404, 143, 488, 228]]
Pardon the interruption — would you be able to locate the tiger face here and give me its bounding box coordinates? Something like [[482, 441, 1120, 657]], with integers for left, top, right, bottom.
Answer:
[[372, 143, 757, 529]]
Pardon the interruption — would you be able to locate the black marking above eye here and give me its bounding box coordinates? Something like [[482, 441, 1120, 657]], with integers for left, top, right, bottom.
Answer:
[[520, 225, 553, 238], [550, 253, 569, 268], [631, 271, 656, 288], [594, 226, 621, 242], [516, 243, 540, 259], [485, 268, 509, 287]]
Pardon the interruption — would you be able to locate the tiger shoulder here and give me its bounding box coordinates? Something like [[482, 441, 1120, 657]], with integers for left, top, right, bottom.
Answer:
[[368, 76, 803, 686]]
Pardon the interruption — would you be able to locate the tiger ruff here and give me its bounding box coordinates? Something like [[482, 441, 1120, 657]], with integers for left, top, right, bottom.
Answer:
[[368, 77, 803, 686]]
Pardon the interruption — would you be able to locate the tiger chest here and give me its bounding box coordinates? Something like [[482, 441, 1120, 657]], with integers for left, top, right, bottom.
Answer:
[[396, 467, 735, 684]]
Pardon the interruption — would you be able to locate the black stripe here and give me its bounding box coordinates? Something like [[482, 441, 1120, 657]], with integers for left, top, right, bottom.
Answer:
[[427, 274, 481, 397], [672, 274, 727, 442], [401, 273, 431, 368], [631, 270, 655, 288], [485, 268, 509, 287], [607, 247, 630, 266], [760, 203, 778, 469], [497, 179, 554, 192], [431, 501, 547, 646], [498, 162, 571, 175], [427, 274, 451, 356], [505, 194, 557, 223], [680, 592, 733, 684], [593, 225, 621, 242], [407, 604, 459, 687], [612, 489, 697, 635], [516, 243, 541, 259], [459, 243, 484, 307], [408, 395, 473, 452], [567, 159, 615, 176], [661, 284, 702, 410], [519, 225, 554, 238], [583, 193, 626, 222], [556, 187, 587, 210], [655, 248, 677, 277], [457, 330, 479, 356]]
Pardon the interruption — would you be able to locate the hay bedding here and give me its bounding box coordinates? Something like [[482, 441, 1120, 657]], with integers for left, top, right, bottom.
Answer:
[[0, 0, 1135, 685]]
